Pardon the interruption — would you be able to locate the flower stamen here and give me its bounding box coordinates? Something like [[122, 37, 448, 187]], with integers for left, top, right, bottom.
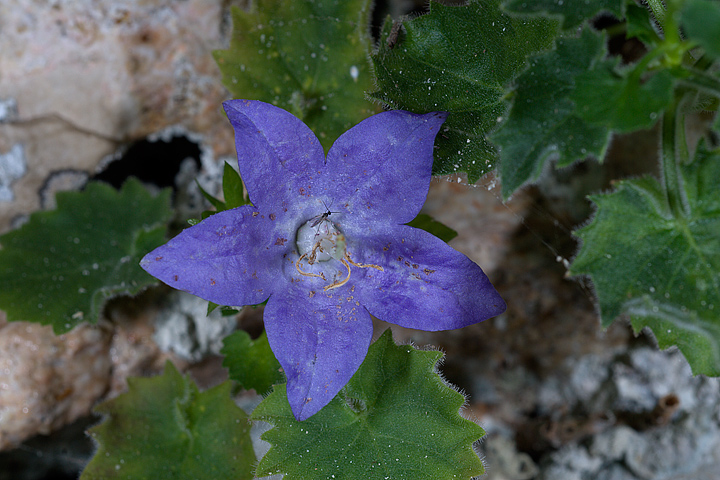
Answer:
[[322, 250, 384, 291], [308, 241, 326, 264], [295, 253, 326, 281], [323, 256, 352, 291], [345, 251, 384, 272]]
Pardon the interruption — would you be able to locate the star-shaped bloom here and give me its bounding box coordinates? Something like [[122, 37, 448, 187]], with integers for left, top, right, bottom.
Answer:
[[141, 100, 506, 420]]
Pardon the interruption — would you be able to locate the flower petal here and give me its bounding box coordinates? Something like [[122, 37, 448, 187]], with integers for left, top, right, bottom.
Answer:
[[223, 100, 326, 211], [321, 110, 447, 224], [140, 206, 287, 307], [264, 284, 374, 421], [345, 223, 506, 330]]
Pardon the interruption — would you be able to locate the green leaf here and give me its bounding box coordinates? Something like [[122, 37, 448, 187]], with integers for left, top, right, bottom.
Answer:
[[194, 162, 250, 225], [625, 3, 661, 45], [571, 59, 674, 132], [196, 179, 225, 212], [222, 330, 284, 396], [370, 0, 559, 182], [252, 330, 485, 480], [81, 362, 255, 480], [491, 28, 611, 198], [207, 301, 241, 316], [0, 179, 172, 334], [406, 213, 458, 243], [682, 0, 720, 58], [222, 161, 248, 210], [503, 0, 625, 30], [570, 141, 720, 376], [213, 0, 378, 151]]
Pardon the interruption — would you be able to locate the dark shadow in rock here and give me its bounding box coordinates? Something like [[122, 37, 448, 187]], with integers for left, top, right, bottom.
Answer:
[[92, 135, 201, 190], [0, 415, 97, 480]]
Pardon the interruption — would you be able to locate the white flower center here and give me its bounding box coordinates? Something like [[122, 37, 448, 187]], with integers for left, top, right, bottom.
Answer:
[[295, 214, 383, 291], [296, 217, 346, 263]]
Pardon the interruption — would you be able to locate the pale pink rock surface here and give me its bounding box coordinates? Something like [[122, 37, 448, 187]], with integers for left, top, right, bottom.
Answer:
[[0, 0, 236, 231], [0, 305, 186, 450], [0, 314, 112, 450]]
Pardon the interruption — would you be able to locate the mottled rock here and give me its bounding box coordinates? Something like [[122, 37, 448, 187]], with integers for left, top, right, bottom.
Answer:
[[533, 347, 720, 480], [481, 434, 539, 480], [152, 291, 237, 362], [0, 144, 26, 202], [0, 315, 112, 450], [0, 0, 236, 231]]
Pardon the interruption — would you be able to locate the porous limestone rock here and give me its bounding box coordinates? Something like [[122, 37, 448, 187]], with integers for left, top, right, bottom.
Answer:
[[0, 0, 237, 231], [0, 315, 112, 450]]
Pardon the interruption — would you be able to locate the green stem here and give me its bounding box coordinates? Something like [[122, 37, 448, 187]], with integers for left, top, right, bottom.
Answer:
[[661, 96, 690, 218], [675, 98, 690, 168], [646, 0, 666, 25], [691, 53, 715, 72], [678, 69, 720, 99]]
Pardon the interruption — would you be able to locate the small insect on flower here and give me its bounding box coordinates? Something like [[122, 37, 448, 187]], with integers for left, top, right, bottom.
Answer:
[[310, 211, 330, 227], [310, 200, 339, 228]]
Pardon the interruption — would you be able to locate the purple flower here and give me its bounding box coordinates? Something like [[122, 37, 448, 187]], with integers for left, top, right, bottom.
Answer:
[[141, 100, 506, 420]]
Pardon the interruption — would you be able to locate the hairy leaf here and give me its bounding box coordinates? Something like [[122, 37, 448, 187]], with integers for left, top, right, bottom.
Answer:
[[213, 0, 378, 151], [571, 60, 674, 132], [222, 330, 283, 396], [0, 179, 172, 334], [682, 0, 720, 58], [81, 362, 255, 480], [571, 141, 720, 376], [503, 0, 625, 30], [371, 0, 559, 182], [492, 28, 610, 198], [252, 329, 485, 480], [625, 3, 661, 45]]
